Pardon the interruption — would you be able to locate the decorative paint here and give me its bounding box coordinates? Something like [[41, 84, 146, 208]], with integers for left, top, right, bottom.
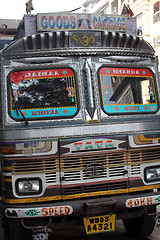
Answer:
[[126, 194, 160, 208], [99, 67, 158, 114], [129, 134, 160, 148], [2, 140, 57, 155], [37, 13, 126, 32], [63, 138, 125, 153], [99, 68, 153, 76], [5, 205, 73, 218], [69, 31, 102, 48], [9, 68, 78, 120], [3, 184, 160, 204]]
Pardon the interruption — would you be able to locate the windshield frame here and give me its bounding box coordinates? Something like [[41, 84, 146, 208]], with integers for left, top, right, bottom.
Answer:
[[7, 67, 80, 121], [97, 66, 159, 115]]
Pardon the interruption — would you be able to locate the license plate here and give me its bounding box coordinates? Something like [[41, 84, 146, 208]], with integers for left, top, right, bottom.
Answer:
[[83, 214, 116, 235]]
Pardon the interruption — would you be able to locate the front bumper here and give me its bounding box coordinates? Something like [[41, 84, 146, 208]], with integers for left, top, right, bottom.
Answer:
[[4, 192, 160, 219]]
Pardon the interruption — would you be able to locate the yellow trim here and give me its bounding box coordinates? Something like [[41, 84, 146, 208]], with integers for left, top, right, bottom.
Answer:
[[3, 167, 12, 171], [3, 195, 61, 204], [87, 119, 100, 124], [139, 134, 160, 141], [4, 178, 12, 182], [3, 184, 160, 204]]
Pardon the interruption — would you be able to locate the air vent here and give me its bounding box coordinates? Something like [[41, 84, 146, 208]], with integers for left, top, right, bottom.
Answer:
[[102, 32, 144, 49], [12, 157, 58, 185], [23, 32, 68, 50]]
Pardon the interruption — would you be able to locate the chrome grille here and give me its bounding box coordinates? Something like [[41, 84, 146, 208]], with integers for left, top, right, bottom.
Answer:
[[128, 148, 160, 175], [11, 148, 160, 195], [12, 157, 58, 184], [61, 152, 127, 182], [129, 151, 141, 175], [141, 148, 160, 162]]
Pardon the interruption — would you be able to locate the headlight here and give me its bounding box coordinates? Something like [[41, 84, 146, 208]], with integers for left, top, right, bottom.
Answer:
[[16, 178, 42, 196], [145, 166, 160, 182]]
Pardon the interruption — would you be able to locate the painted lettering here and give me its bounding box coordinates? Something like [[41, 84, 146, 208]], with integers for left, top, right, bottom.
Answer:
[[65, 206, 70, 215], [25, 72, 31, 78], [93, 16, 97, 29], [38, 111, 44, 115], [55, 207, 60, 216], [56, 16, 62, 29], [127, 200, 133, 208], [48, 16, 55, 29], [98, 17, 101, 29], [41, 206, 73, 216], [41, 208, 48, 216], [124, 106, 140, 111], [41, 16, 48, 29], [24, 70, 60, 79], [140, 198, 145, 206], [49, 207, 55, 216], [63, 16, 69, 29], [121, 17, 126, 30], [41, 72, 48, 77], [92, 16, 125, 31], [113, 69, 140, 75], [70, 16, 76, 29], [147, 197, 152, 205], [39, 14, 126, 31], [44, 110, 49, 115], [126, 196, 154, 208], [32, 111, 37, 116], [40, 15, 76, 30], [59, 207, 65, 215], [32, 110, 59, 116], [134, 199, 139, 206]]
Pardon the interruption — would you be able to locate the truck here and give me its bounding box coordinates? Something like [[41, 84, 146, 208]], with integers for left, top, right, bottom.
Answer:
[[0, 12, 160, 240]]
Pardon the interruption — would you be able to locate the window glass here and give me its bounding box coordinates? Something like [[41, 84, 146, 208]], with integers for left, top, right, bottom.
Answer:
[[98, 67, 158, 114], [153, 1, 160, 23], [154, 1, 159, 14], [8, 68, 78, 120]]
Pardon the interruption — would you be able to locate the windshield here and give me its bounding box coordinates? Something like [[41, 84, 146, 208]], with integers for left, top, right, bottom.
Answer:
[[8, 68, 78, 121], [98, 67, 158, 114]]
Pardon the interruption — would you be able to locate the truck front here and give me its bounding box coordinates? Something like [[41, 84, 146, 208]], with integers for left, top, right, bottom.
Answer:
[[1, 13, 160, 240]]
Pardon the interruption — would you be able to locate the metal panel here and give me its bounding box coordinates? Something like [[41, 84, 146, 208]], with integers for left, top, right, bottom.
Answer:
[[2, 120, 160, 141]]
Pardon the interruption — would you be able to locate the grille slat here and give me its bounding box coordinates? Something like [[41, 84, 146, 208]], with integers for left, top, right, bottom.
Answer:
[[13, 158, 58, 184], [61, 152, 126, 183]]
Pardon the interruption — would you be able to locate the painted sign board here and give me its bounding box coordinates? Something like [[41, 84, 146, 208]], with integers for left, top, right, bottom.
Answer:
[[37, 12, 126, 32], [5, 205, 73, 218]]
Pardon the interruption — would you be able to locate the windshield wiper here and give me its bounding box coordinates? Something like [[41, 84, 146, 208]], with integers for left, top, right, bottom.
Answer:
[[10, 81, 29, 125]]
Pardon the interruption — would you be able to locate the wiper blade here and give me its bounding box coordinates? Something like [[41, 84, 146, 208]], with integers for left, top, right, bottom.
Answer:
[[10, 81, 29, 125]]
